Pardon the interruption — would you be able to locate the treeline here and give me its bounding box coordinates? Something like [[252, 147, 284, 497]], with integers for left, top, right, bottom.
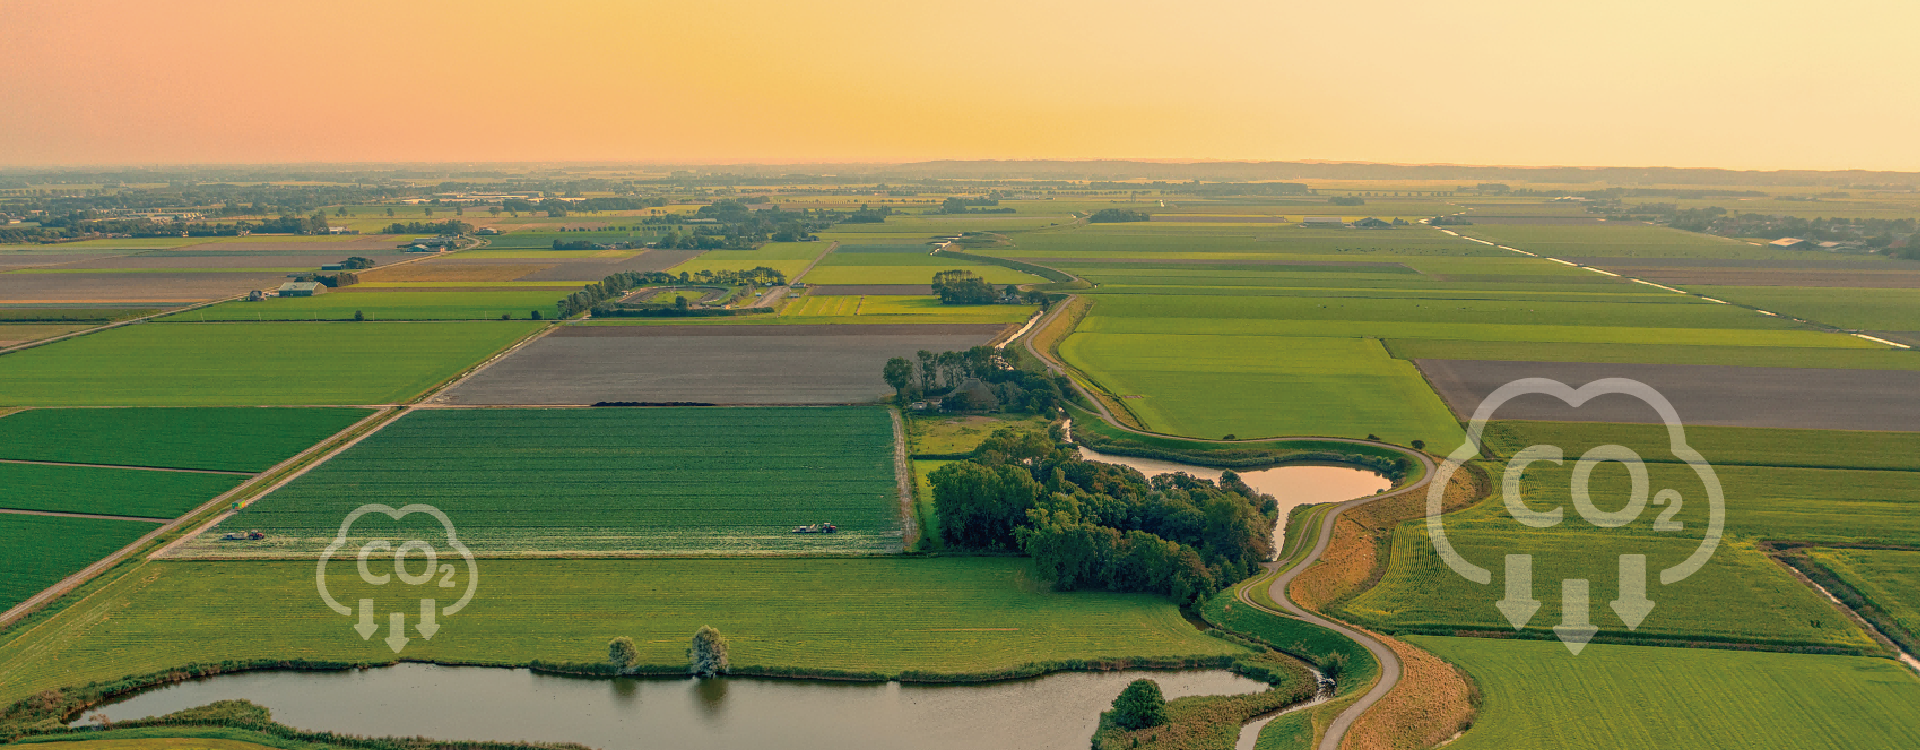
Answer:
[[558, 267, 786, 317], [1088, 208, 1150, 223], [928, 428, 1277, 603], [885, 346, 1076, 414], [940, 196, 1012, 214], [382, 219, 472, 235]]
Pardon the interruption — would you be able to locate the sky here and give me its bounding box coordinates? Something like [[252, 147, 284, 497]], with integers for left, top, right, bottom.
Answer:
[[3, 0, 1918, 171]]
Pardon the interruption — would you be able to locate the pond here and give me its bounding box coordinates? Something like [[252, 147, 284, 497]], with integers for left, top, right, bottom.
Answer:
[[1075, 446, 1391, 551], [76, 664, 1270, 750]]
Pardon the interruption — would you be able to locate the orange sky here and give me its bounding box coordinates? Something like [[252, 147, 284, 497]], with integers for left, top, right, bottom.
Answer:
[[3, 0, 1917, 171]]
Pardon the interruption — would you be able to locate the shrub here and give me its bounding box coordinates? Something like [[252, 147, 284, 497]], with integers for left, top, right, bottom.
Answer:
[[1109, 679, 1168, 730], [689, 626, 729, 677], [608, 637, 638, 671]]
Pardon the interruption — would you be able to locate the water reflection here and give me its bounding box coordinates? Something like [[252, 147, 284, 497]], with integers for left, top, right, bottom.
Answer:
[[1075, 447, 1390, 551], [79, 663, 1268, 750]]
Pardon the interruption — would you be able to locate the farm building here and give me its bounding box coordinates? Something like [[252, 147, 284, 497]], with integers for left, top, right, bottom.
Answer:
[[1302, 216, 1347, 227], [277, 281, 325, 297], [1354, 217, 1394, 229], [1770, 238, 1811, 250]]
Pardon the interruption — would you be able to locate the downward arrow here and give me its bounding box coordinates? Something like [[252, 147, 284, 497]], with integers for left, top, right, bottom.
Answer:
[[353, 599, 378, 640], [416, 599, 439, 640], [1553, 579, 1599, 655], [1610, 555, 1655, 630], [1494, 555, 1541, 630], [383, 610, 411, 653]]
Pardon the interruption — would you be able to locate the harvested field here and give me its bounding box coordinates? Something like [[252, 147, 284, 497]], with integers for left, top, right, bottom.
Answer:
[[0, 272, 289, 304], [356, 263, 553, 282], [1452, 216, 1608, 225], [510, 249, 704, 281], [439, 323, 1008, 405], [805, 284, 934, 295], [185, 406, 901, 556], [51, 252, 406, 270], [1417, 359, 1920, 431], [0, 324, 90, 344]]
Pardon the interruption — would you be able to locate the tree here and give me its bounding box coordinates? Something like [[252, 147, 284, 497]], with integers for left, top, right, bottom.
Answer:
[[607, 636, 637, 671], [689, 625, 729, 677], [916, 350, 938, 393], [1109, 679, 1168, 730], [336, 207, 347, 217], [386, 207, 395, 217], [423, 206, 434, 217], [883, 357, 913, 398], [674, 294, 690, 310]]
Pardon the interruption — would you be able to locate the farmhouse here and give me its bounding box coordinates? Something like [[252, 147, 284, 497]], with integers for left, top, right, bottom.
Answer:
[[276, 281, 324, 297]]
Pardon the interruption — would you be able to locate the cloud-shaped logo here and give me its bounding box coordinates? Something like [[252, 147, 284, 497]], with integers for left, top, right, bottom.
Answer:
[[316, 504, 479, 653], [1425, 378, 1723, 654]]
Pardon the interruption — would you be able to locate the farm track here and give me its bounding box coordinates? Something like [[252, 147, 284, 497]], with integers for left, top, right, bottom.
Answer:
[[1000, 248, 1439, 750], [790, 241, 839, 284]]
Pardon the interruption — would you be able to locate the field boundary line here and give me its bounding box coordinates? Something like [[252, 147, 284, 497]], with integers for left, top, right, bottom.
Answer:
[[418, 320, 561, 404], [890, 407, 916, 551], [0, 406, 398, 628], [148, 406, 407, 561], [0, 458, 254, 476], [790, 241, 839, 284], [1764, 544, 1919, 673], [0, 508, 169, 523]]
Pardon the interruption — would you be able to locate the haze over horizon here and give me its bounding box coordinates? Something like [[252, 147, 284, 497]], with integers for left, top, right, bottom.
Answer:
[[5, 0, 1918, 172]]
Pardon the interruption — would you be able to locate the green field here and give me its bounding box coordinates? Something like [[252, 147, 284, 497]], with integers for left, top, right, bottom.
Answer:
[[1454, 224, 1813, 261], [1412, 636, 1920, 749], [185, 406, 902, 555], [0, 407, 373, 471], [1804, 548, 1920, 645], [668, 241, 825, 278], [801, 252, 1043, 285], [1482, 421, 1920, 471], [1384, 338, 1920, 370], [781, 295, 1034, 324], [1691, 285, 1920, 331], [0, 464, 242, 518], [1061, 332, 1465, 445], [1345, 487, 1879, 651], [0, 322, 538, 406], [169, 292, 562, 321], [0, 515, 158, 611], [0, 557, 1248, 705]]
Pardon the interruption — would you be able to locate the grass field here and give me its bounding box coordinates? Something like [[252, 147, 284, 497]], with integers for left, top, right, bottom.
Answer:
[[169, 292, 562, 321], [1690, 285, 1920, 331], [1384, 338, 1920, 370], [0, 408, 373, 471], [1453, 224, 1811, 261], [10, 739, 290, 750], [0, 557, 1248, 705], [1060, 332, 1465, 445], [0, 322, 539, 406], [185, 406, 902, 555], [1482, 421, 1920, 471], [668, 241, 824, 279], [0, 464, 242, 518], [0, 515, 158, 611], [801, 253, 1042, 285], [1413, 636, 1920, 749], [450, 248, 635, 260], [1344, 496, 1878, 651], [1803, 548, 1920, 644], [910, 414, 1050, 456]]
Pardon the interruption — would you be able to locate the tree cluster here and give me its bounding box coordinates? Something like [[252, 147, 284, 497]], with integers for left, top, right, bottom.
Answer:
[[928, 428, 1278, 603], [382, 219, 471, 235], [886, 347, 1075, 414], [1329, 195, 1366, 206], [939, 196, 1011, 214], [1087, 208, 1151, 223], [932, 269, 998, 304]]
